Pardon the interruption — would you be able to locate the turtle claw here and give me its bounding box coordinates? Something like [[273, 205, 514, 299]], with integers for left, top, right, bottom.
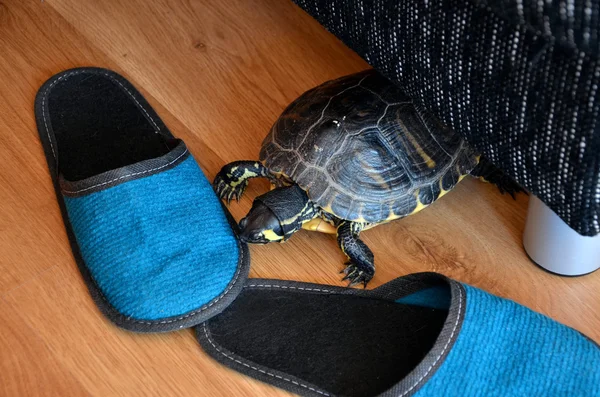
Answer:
[[213, 172, 248, 205], [341, 261, 373, 289], [213, 177, 227, 197], [226, 188, 236, 204]]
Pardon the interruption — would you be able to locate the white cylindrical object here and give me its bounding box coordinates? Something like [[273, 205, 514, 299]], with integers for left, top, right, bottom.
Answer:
[[523, 196, 600, 276]]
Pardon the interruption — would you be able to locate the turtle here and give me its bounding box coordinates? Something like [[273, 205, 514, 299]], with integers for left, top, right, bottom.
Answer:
[[214, 69, 524, 287]]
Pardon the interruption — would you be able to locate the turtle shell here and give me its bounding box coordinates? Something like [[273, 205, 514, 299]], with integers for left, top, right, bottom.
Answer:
[[259, 70, 478, 223]]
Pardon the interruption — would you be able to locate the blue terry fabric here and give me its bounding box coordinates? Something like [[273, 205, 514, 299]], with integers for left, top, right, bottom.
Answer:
[[416, 285, 600, 397], [64, 156, 239, 320]]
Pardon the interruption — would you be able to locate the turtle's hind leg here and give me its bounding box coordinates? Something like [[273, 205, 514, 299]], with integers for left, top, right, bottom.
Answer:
[[214, 161, 274, 203], [470, 156, 527, 199], [337, 222, 375, 288]]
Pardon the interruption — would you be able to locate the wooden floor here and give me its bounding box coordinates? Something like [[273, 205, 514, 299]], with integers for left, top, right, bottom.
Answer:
[[0, 0, 598, 395]]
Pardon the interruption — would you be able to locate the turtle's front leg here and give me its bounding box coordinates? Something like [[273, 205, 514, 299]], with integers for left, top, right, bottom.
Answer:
[[336, 222, 375, 288], [214, 161, 274, 203]]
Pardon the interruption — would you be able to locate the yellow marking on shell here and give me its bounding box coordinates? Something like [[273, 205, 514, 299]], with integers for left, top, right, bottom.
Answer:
[[358, 156, 391, 190], [262, 229, 284, 241], [261, 160, 289, 179], [321, 204, 334, 214], [362, 223, 379, 231], [439, 179, 450, 198], [404, 130, 436, 168], [385, 210, 403, 222], [369, 172, 391, 190], [302, 218, 337, 234], [353, 215, 368, 223], [409, 189, 430, 215], [266, 169, 288, 179], [437, 170, 468, 198]]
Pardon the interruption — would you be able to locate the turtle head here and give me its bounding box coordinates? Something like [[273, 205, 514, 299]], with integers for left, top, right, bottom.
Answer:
[[238, 185, 313, 244], [238, 201, 285, 244]]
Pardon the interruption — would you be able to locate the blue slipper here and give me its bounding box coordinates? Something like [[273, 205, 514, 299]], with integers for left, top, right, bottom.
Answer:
[[35, 67, 249, 332], [197, 273, 600, 396]]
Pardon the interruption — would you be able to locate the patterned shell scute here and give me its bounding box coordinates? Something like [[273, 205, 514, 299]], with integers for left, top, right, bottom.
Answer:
[[260, 70, 476, 223]]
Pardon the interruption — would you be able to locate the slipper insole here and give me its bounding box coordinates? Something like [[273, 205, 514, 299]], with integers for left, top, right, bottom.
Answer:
[[202, 287, 448, 397], [48, 72, 177, 180]]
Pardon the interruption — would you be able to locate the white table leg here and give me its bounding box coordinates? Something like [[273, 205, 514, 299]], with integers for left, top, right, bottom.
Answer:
[[523, 196, 600, 276]]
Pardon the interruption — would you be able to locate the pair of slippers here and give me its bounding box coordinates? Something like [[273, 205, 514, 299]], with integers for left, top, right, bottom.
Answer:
[[36, 68, 600, 396]]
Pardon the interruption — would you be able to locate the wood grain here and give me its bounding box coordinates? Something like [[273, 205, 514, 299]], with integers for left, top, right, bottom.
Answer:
[[0, 0, 598, 395]]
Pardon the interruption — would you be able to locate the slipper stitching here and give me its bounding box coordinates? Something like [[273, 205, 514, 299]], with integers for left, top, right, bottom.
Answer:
[[41, 68, 245, 326], [61, 147, 188, 194], [211, 283, 463, 396], [244, 284, 334, 293], [400, 285, 463, 396], [202, 322, 331, 397], [105, 73, 162, 133], [96, 237, 245, 325], [42, 69, 163, 162]]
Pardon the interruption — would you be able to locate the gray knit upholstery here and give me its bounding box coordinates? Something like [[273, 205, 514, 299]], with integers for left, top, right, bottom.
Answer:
[[293, 0, 600, 236]]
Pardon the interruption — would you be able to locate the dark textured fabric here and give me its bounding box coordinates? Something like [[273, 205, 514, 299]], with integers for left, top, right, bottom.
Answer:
[[292, 0, 600, 236]]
